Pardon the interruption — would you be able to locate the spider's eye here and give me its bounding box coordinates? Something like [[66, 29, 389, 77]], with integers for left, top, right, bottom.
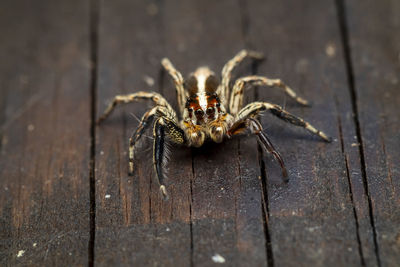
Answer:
[[206, 107, 215, 116], [216, 102, 221, 107], [195, 109, 204, 117], [188, 108, 193, 113]]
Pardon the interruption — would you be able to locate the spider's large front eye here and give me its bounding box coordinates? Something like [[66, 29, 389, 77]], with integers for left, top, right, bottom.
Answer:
[[195, 109, 204, 117], [206, 107, 215, 116]]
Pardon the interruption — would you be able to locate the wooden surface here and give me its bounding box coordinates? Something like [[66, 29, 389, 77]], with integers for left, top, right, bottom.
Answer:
[[0, 0, 399, 266]]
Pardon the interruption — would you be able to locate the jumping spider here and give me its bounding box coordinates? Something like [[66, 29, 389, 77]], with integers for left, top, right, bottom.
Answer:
[[97, 50, 331, 198]]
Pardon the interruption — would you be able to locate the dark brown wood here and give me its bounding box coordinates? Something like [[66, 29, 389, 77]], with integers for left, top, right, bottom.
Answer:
[[94, 0, 192, 266], [0, 0, 91, 265], [95, 0, 267, 265], [345, 0, 400, 266], [245, 0, 377, 265], [1, 0, 399, 266], [163, 0, 268, 266]]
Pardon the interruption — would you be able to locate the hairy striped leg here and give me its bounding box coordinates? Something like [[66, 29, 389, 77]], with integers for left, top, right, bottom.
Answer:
[[219, 49, 264, 106], [228, 117, 288, 181], [161, 58, 187, 115], [153, 117, 186, 199], [97, 91, 172, 124], [128, 106, 173, 175], [229, 76, 310, 115], [237, 102, 332, 142]]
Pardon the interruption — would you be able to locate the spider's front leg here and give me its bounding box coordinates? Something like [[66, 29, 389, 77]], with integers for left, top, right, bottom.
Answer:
[[128, 105, 174, 175], [229, 76, 309, 115], [97, 91, 172, 124], [153, 117, 186, 199], [228, 117, 288, 181]]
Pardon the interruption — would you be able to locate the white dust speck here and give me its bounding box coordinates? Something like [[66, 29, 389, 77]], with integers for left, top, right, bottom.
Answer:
[[325, 43, 336, 57], [27, 124, 35, 132], [105, 194, 111, 199], [143, 75, 155, 86], [212, 253, 225, 263], [33, 243, 37, 247], [17, 250, 25, 257], [166, 227, 170, 232], [220, 187, 224, 191], [351, 143, 359, 147], [295, 58, 309, 73], [146, 3, 158, 16], [100, 151, 104, 156], [19, 75, 29, 85]]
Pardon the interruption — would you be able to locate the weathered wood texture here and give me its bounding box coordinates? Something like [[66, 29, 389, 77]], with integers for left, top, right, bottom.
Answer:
[[345, 0, 400, 266], [0, 0, 91, 265], [95, 0, 266, 266], [245, 0, 376, 265], [1, 0, 399, 266]]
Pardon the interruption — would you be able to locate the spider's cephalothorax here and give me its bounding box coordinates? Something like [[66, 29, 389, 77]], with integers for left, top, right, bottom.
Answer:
[[97, 50, 332, 198], [183, 67, 232, 147]]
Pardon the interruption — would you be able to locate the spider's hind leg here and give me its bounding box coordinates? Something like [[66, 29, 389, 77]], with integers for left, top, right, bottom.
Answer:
[[229, 76, 309, 115], [228, 118, 288, 181], [237, 102, 332, 142], [161, 58, 187, 115], [220, 49, 264, 105]]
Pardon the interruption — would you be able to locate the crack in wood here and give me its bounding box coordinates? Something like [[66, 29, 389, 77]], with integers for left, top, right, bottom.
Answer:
[[89, 0, 99, 266], [335, 0, 381, 266], [336, 111, 366, 266]]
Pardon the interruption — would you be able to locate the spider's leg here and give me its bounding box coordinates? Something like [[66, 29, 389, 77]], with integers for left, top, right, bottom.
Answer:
[[237, 102, 332, 142], [161, 58, 187, 115], [220, 49, 264, 106], [128, 106, 168, 175], [153, 117, 186, 199], [229, 76, 309, 115], [97, 91, 172, 124], [228, 118, 288, 180]]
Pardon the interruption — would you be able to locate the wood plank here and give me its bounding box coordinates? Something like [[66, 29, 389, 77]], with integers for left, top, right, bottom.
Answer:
[[245, 0, 376, 265], [344, 0, 400, 265], [163, 0, 267, 265], [0, 0, 91, 265], [94, 1, 192, 266], [95, 0, 267, 266]]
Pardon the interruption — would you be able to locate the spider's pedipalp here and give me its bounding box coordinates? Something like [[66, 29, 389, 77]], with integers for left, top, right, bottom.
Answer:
[[161, 58, 188, 115], [237, 102, 332, 142], [219, 49, 264, 106], [229, 76, 309, 115], [97, 91, 173, 124], [153, 117, 186, 199]]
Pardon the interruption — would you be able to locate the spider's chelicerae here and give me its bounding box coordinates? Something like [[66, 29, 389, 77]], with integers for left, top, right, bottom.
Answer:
[[97, 50, 331, 198]]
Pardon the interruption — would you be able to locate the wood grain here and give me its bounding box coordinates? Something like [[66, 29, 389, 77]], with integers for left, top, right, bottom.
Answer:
[[94, 0, 192, 265], [1, 0, 398, 266], [245, 0, 376, 265], [345, 0, 400, 266], [163, 0, 268, 265], [0, 0, 91, 265]]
